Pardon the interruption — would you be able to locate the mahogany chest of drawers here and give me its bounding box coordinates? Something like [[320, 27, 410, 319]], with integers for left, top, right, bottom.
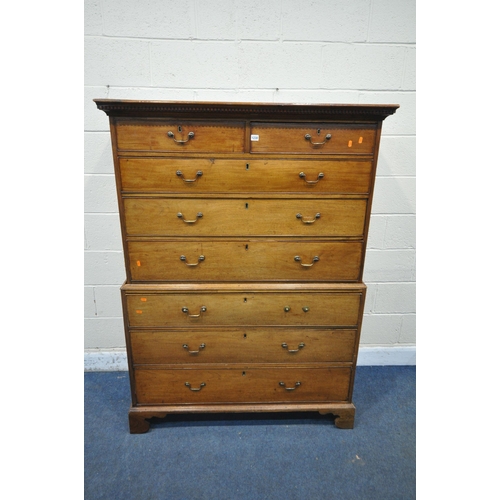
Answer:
[[94, 99, 398, 433]]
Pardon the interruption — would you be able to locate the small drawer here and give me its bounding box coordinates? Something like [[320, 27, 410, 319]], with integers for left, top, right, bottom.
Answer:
[[123, 198, 367, 238], [115, 119, 245, 153], [130, 328, 357, 364], [125, 290, 362, 327], [119, 157, 373, 195], [250, 123, 376, 154], [134, 366, 352, 404], [128, 240, 363, 282]]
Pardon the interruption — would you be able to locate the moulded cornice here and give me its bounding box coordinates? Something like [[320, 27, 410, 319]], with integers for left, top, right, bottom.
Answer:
[[93, 99, 399, 122]]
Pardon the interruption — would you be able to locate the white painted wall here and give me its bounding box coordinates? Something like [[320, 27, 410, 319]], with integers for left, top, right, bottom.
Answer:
[[84, 0, 416, 367]]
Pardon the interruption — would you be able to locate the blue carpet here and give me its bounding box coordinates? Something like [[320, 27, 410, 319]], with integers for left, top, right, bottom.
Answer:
[[85, 366, 415, 500]]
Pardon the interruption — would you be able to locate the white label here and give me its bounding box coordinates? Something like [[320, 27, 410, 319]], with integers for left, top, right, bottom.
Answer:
[[251, 134, 259, 141]]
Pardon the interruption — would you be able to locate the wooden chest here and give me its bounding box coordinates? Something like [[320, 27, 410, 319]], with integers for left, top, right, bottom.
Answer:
[[94, 100, 398, 433]]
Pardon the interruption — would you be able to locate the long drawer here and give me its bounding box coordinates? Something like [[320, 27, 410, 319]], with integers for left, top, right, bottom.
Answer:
[[123, 198, 367, 237], [115, 119, 246, 153], [249, 122, 377, 154], [127, 240, 363, 282], [124, 290, 363, 327], [134, 366, 352, 404], [130, 328, 357, 364], [119, 157, 373, 194]]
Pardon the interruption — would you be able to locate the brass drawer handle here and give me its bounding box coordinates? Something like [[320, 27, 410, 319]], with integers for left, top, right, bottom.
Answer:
[[294, 255, 319, 267], [299, 172, 324, 185], [296, 213, 320, 224], [304, 133, 331, 146], [168, 130, 195, 144], [176, 170, 203, 182], [180, 255, 205, 267], [182, 343, 206, 354], [279, 381, 301, 391], [185, 382, 206, 391], [182, 306, 207, 318], [177, 212, 203, 224], [281, 342, 305, 353]]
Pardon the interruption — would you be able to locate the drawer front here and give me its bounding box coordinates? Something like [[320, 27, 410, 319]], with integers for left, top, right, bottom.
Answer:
[[128, 240, 363, 282], [126, 291, 362, 327], [250, 123, 376, 154], [115, 120, 245, 153], [119, 157, 373, 194], [130, 328, 357, 364], [123, 198, 367, 237], [134, 366, 352, 404]]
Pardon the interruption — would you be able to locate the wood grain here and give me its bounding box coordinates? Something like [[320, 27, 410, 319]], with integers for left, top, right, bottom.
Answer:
[[119, 157, 373, 194], [125, 290, 362, 327], [116, 119, 245, 152], [250, 122, 376, 154], [134, 366, 352, 404], [123, 198, 367, 237], [127, 240, 363, 282], [130, 328, 357, 364]]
